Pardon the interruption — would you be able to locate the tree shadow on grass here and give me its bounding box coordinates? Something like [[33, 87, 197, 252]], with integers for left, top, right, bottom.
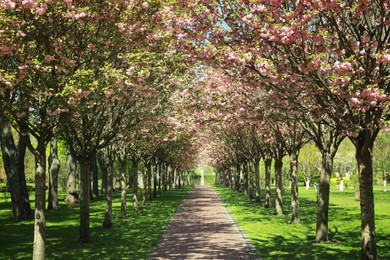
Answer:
[[0, 186, 191, 260]]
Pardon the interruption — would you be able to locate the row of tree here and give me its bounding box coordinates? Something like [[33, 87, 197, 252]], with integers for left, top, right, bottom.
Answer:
[[0, 2, 202, 260], [163, 1, 389, 259]]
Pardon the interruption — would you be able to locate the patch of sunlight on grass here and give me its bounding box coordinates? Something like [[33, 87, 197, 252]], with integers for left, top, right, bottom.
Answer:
[[214, 184, 390, 259], [0, 186, 191, 260]]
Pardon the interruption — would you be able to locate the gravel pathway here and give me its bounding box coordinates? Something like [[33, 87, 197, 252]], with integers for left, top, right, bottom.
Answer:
[[151, 185, 261, 259]]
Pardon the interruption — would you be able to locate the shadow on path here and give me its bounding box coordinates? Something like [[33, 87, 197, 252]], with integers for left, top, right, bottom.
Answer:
[[151, 185, 261, 259]]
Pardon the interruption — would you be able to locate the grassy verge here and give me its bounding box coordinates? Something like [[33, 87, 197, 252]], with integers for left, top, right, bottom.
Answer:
[[213, 181, 390, 259], [0, 185, 191, 259]]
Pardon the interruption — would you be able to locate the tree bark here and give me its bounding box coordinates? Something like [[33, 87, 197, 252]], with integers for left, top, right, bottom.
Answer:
[[48, 138, 60, 210], [235, 164, 241, 191], [91, 154, 99, 198], [350, 131, 378, 260], [32, 143, 47, 260], [120, 158, 127, 218], [290, 150, 300, 224], [153, 165, 157, 198], [79, 158, 91, 243], [142, 167, 147, 205], [274, 157, 284, 215], [132, 158, 139, 211], [264, 157, 272, 208], [66, 144, 78, 204], [315, 152, 333, 242], [249, 163, 254, 199], [98, 153, 108, 194], [0, 122, 32, 221], [146, 162, 152, 200], [254, 158, 261, 203], [103, 157, 114, 228]]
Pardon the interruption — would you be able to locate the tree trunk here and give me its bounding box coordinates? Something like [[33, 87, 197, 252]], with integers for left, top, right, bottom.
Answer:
[[235, 164, 241, 191], [290, 150, 300, 224], [32, 143, 47, 260], [305, 180, 310, 190], [254, 158, 261, 203], [103, 158, 114, 228], [264, 157, 272, 208], [274, 158, 284, 215], [350, 132, 378, 260], [243, 163, 249, 197], [0, 122, 32, 221], [158, 163, 162, 194], [178, 169, 182, 188], [146, 162, 152, 200], [153, 165, 157, 198], [315, 152, 332, 242], [142, 167, 147, 205], [132, 158, 139, 211], [120, 158, 127, 218], [91, 154, 99, 198], [66, 144, 78, 204], [79, 158, 91, 243], [98, 153, 108, 194], [48, 138, 60, 210]]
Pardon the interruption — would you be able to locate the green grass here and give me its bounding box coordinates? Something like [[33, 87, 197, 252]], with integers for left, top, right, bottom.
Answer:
[[0, 186, 191, 260], [213, 180, 390, 259]]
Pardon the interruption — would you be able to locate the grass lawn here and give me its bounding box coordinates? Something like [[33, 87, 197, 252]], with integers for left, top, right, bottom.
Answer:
[[214, 182, 390, 259], [211, 177, 390, 259], [0, 185, 191, 259]]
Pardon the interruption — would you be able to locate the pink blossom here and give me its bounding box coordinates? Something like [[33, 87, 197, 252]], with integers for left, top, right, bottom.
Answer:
[[44, 54, 55, 62], [351, 97, 361, 105], [380, 54, 390, 63], [21, 0, 38, 8], [142, 2, 149, 9], [1, 0, 16, 9]]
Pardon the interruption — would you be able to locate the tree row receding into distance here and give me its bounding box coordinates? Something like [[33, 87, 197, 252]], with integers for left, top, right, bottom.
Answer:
[[0, 1, 389, 260]]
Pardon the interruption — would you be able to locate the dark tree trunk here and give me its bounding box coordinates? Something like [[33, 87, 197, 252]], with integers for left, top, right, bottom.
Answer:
[[243, 163, 249, 197], [350, 131, 378, 260], [142, 167, 147, 205], [48, 138, 60, 210], [264, 157, 272, 208], [158, 163, 162, 194], [91, 154, 99, 198], [98, 153, 108, 194], [254, 158, 261, 203], [32, 142, 47, 260], [178, 169, 182, 188], [103, 157, 114, 228], [132, 158, 139, 211], [249, 162, 254, 199], [235, 164, 241, 191], [315, 152, 333, 242], [290, 150, 300, 224], [120, 158, 127, 218], [146, 162, 152, 200], [274, 157, 284, 215], [66, 144, 78, 204], [79, 157, 91, 243], [0, 122, 32, 221], [153, 165, 157, 198]]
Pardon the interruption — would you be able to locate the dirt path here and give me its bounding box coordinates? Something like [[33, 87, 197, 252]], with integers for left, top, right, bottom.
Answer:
[[151, 185, 261, 259]]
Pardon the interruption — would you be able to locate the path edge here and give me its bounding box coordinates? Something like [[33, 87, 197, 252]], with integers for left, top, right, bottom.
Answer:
[[213, 186, 263, 260]]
